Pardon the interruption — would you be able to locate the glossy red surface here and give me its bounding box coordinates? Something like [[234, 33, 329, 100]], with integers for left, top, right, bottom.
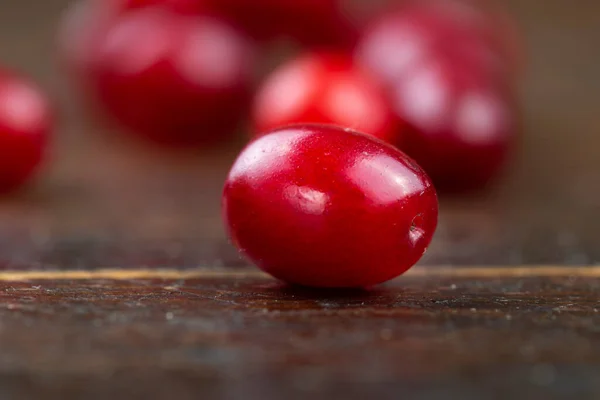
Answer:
[[223, 124, 438, 288], [355, 0, 520, 85], [207, 0, 356, 48], [0, 71, 52, 192], [389, 55, 516, 192], [88, 8, 256, 146], [253, 53, 399, 143]]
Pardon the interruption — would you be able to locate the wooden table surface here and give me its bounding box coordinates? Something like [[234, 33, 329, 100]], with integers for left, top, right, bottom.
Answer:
[[0, 0, 599, 399]]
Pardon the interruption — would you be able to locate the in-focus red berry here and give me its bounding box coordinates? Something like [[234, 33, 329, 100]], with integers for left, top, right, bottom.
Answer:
[[88, 8, 256, 146], [0, 71, 52, 192], [223, 124, 438, 288], [389, 55, 516, 192], [207, 0, 356, 48], [253, 53, 400, 143]]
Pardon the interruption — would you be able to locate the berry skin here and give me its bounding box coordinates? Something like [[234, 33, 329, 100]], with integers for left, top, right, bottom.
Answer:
[[223, 124, 438, 288], [389, 55, 516, 192], [0, 71, 52, 192], [89, 8, 256, 146], [253, 53, 400, 144]]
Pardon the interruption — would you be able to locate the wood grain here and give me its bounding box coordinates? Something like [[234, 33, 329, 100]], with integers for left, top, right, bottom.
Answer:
[[0, 272, 599, 399]]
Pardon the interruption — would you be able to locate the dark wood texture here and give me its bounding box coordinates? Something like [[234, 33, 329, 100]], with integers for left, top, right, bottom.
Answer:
[[1, 268, 600, 400], [0, 0, 598, 399]]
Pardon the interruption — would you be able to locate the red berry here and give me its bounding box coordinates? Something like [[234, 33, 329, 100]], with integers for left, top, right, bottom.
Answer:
[[208, 0, 356, 48], [0, 71, 52, 192], [89, 8, 256, 146], [253, 53, 399, 143], [355, 0, 519, 85], [223, 124, 438, 288], [57, 0, 206, 128], [57, 0, 203, 81], [354, 0, 519, 191], [445, 0, 524, 75], [390, 55, 516, 192]]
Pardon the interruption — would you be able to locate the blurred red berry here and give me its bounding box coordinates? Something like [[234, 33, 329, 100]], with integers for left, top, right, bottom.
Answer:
[[389, 54, 517, 192], [223, 124, 438, 288], [57, 0, 204, 81], [88, 8, 256, 146], [207, 0, 356, 48], [253, 53, 399, 143], [354, 0, 521, 191], [355, 0, 522, 85], [0, 71, 52, 192], [448, 0, 524, 75]]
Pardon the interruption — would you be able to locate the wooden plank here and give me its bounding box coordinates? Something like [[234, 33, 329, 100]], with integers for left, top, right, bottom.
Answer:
[[0, 273, 599, 399]]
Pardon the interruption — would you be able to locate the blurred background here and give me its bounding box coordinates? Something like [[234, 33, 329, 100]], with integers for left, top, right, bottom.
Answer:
[[0, 0, 597, 270]]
